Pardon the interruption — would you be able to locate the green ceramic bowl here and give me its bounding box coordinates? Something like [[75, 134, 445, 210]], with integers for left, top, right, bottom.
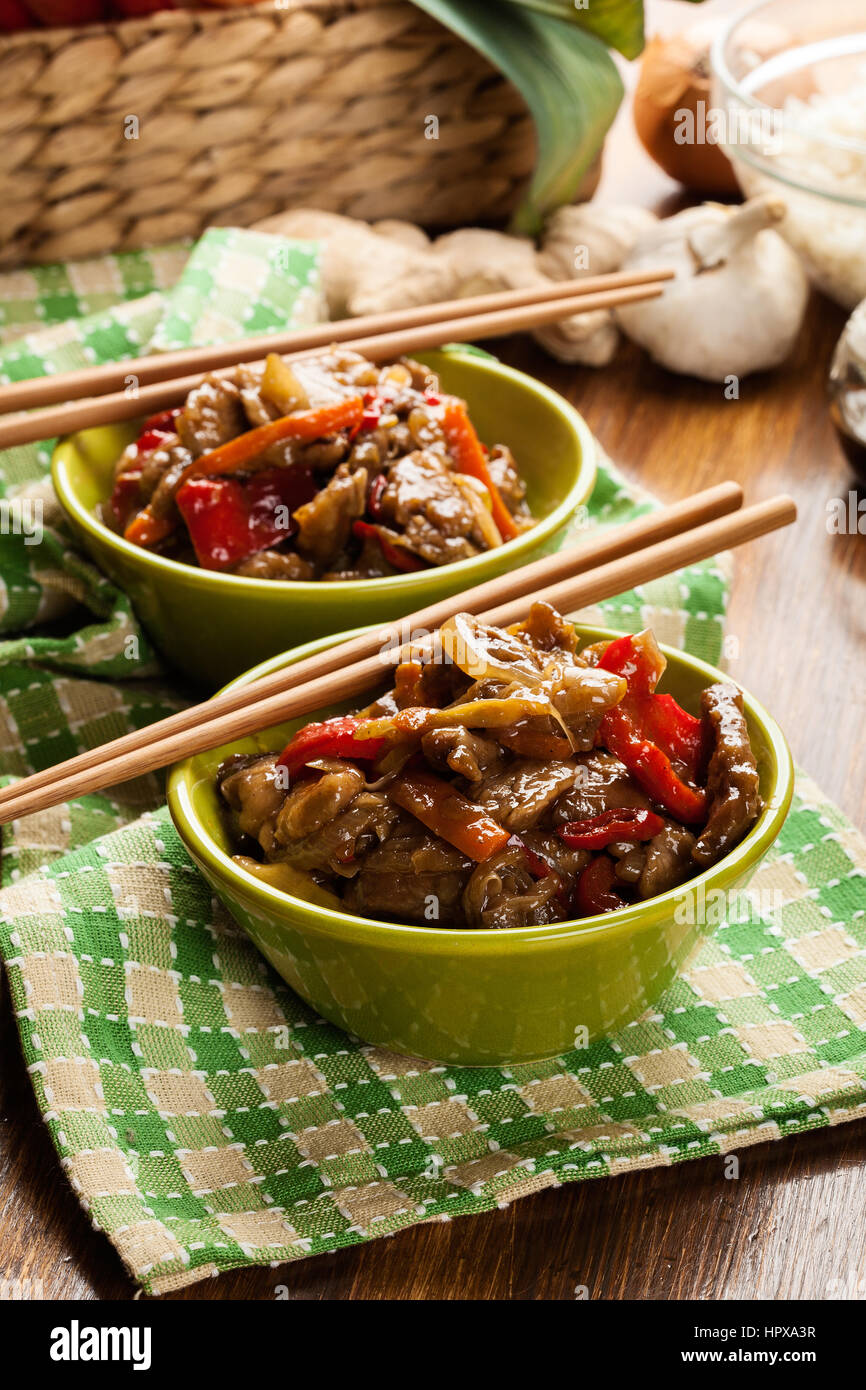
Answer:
[[51, 348, 596, 690], [167, 624, 794, 1067]]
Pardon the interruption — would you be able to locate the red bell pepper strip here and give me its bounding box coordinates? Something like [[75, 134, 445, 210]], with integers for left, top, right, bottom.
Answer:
[[135, 426, 174, 456], [388, 769, 511, 863], [277, 715, 389, 778], [599, 705, 708, 823], [175, 396, 364, 490], [558, 807, 665, 850], [352, 520, 426, 573], [506, 833, 552, 880], [175, 466, 316, 571], [367, 473, 387, 519], [639, 693, 709, 775], [574, 855, 628, 916], [597, 631, 663, 697], [108, 469, 143, 531], [141, 407, 181, 434], [598, 631, 706, 774], [439, 397, 520, 542], [360, 392, 383, 431]]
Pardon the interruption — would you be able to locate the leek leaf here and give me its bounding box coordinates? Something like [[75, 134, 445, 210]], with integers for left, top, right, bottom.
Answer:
[[512, 0, 645, 62], [414, 0, 624, 236]]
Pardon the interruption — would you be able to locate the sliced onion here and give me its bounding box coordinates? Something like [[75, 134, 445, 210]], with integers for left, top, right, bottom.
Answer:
[[632, 629, 666, 688], [232, 855, 342, 909], [260, 353, 310, 413], [439, 612, 542, 685], [452, 476, 503, 550], [424, 695, 552, 730], [552, 666, 627, 717]]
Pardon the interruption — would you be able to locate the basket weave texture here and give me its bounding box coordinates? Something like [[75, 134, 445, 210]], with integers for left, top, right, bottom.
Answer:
[[0, 0, 537, 269]]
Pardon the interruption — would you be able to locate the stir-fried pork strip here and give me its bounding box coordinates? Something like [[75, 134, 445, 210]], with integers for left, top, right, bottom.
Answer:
[[217, 605, 765, 928], [379, 450, 493, 559], [474, 759, 577, 832], [176, 375, 248, 457], [108, 349, 535, 579], [271, 793, 398, 876], [641, 823, 697, 897], [218, 753, 286, 841], [421, 726, 502, 783], [693, 683, 762, 867], [463, 843, 564, 930], [233, 551, 315, 580], [345, 833, 471, 922], [485, 445, 527, 513], [512, 598, 577, 655], [519, 829, 591, 880], [610, 823, 697, 896], [550, 752, 654, 824], [274, 760, 365, 841], [293, 467, 368, 569]]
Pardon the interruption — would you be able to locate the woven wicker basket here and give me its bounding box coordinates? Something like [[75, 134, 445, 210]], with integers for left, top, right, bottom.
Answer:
[[0, 0, 542, 268]]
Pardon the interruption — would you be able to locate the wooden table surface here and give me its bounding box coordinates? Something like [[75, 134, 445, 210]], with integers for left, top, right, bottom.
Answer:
[[2, 1, 866, 1303]]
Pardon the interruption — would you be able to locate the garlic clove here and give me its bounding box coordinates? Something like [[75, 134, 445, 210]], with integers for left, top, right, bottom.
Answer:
[[687, 194, 787, 269]]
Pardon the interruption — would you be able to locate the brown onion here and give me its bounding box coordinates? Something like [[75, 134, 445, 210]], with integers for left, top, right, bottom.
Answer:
[[633, 31, 740, 195], [633, 17, 810, 196]]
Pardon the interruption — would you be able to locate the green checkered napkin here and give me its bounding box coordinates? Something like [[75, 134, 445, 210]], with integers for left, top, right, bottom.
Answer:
[[0, 240, 865, 1296]]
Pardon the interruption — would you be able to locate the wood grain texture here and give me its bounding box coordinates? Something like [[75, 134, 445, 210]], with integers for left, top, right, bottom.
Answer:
[[2, 0, 865, 1303]]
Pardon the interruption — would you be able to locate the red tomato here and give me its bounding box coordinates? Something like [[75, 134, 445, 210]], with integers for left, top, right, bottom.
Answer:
[[26, 0, 106, 24], [0, 0, 35, 30], [112, 0, 175, 15]]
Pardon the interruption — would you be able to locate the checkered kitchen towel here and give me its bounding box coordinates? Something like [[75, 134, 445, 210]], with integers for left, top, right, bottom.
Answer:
[[1, 237, 865, 1296]]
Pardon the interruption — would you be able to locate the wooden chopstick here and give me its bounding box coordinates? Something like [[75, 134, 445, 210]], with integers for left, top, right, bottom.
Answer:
[[0, 279, 669, 451], [0, 268, 674, 414], [0, 483, 742, 813], [0, 492, 795, 826]]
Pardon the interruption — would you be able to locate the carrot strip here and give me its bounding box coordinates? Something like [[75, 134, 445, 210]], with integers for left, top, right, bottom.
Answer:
[[176, 396, 364, 490], [439, 398, 520, 542], [389, 769, 511, 862], [124, 506, 175, 548]]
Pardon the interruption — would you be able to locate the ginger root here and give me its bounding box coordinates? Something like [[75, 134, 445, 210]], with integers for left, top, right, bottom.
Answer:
[[256, 198, 810, 380], [254, 205, 645, 366]]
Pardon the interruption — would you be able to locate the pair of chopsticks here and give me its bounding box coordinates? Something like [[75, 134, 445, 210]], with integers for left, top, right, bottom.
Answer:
[[0, 482, 796, 826], [0, 268, 673, 450]]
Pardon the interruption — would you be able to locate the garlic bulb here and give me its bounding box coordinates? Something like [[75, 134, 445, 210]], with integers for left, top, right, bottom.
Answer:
[[614, 195, 809, 381], [537, 203, 658, 281]]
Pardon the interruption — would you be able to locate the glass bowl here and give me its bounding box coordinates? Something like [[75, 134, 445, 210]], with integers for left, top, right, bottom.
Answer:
[[711, 0, 866, 308]]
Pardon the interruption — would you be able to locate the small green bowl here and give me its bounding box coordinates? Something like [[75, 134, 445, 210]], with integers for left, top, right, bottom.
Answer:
[[51, 348, 596, 690], [167, 624, 794, 1067]]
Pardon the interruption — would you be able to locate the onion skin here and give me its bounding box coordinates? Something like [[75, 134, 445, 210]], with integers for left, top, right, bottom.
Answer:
[[633, 34, 740, 196]]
